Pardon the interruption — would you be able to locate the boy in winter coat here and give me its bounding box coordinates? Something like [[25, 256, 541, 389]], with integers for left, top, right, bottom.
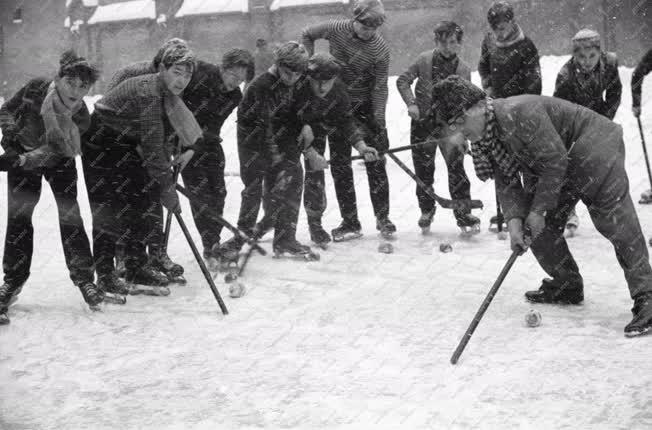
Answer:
[[301, 0, 396, 241], [478, 1, 542, 232], [396, 21, 478, 233], [83, 41, 207, 293], [298, 53, 379, 247], [431, 76, 652, 337], [220, 42, 321, 260], [0, 51, 104, 323], [553, 29, 622, 232]]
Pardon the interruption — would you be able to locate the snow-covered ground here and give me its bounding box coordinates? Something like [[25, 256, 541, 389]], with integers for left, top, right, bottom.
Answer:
[[1, 56, 651, 429]]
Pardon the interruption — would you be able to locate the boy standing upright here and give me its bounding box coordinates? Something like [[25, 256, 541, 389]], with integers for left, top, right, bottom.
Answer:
[[397, 21, 479, 234], [302, 0, 396, 241], [553, 29, 622, 233]]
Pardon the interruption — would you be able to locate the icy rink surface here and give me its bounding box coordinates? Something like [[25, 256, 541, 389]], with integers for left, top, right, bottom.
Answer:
[[1, 56, 652, 429]]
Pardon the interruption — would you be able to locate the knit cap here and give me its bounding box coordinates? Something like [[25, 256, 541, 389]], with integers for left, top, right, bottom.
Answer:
[[353, 0, 386, 28]]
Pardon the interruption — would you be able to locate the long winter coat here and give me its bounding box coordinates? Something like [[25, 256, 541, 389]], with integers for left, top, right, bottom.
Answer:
[[490, 95, 626, 221]]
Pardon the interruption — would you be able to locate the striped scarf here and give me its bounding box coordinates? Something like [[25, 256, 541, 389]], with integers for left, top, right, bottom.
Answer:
[[470, 97, 520, 182]]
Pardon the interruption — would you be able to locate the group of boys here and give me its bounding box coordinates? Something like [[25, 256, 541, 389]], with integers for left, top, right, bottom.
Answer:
[[0, 0, 651, 335]]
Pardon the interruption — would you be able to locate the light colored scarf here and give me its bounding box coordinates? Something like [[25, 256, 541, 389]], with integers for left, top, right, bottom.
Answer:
[[163, 92, 202, 153], [494, 24, 525, 48], [40, 81, 83, 157]]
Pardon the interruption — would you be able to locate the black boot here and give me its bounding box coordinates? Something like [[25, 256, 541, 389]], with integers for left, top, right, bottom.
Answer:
[[376, 217, 397, 238], [125, 264, 170, 287], [0, 282, 23, 325], [524, 278, 584, 305], [308, 217, 331, 247], [77, 281, 105, 308], [625, 293, 652, 337], [97, 273, 132, 295], [331, 218, 362, 242], [418, 209, 436, 229]]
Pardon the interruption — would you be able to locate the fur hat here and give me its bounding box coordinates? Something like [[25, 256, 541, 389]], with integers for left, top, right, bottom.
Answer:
[[431, 76, 486, 124], [307, 53, 341, 80], [353, 0, 386, 28], [572, 29, 601, 51]]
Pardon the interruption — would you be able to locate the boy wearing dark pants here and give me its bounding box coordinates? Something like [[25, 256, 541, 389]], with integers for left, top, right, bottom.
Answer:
[[478, 1, 542, 232], [221, 42, 319, 260], [0, 51, 104, 323], [300, 53, 379, 247], [553, 29, 622, 233], [397, 21, 478, 233], [302, 0, 396, 240]]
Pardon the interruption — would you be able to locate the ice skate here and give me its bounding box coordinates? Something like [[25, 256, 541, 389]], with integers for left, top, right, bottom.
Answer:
[[273, 239, 320, 261], [97, 273, 129, 305], [376, 217, 397, 240], [77, 281, 105, 311], [219, 237, 245, 271], [488, 214, 507, 233], [126, 264, 171, 296], [309, 220, 331, 250], [457, 213, 481, 236], [0, 282, 23, 325], [418, 209, 436, 235], [150, 251, 186, 285], [640, 189, 652, 204], [625, 293, 652, 337], [331, 219, 363, 242]]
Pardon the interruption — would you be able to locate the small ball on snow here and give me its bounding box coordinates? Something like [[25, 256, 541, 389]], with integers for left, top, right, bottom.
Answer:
[[439, 243, 453, 253], [229, 282, 246, 298], [525, 309, 542, 327]]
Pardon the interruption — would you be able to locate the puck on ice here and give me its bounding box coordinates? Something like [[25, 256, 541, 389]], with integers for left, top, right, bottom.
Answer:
[[525, 309, 542, 327], [378, 242, 394, 254], [439, 243, 453, 253], [229, 282, 246, 298]]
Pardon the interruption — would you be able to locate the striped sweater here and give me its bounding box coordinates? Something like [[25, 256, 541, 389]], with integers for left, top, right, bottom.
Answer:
[[302, 19, 390, 127]]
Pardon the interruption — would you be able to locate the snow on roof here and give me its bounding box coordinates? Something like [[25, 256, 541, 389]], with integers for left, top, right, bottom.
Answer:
[[270, 0, 349, 11], [175, 0, 248, 17], [65, 0, 99, 7], [87, 0, 155, 25]]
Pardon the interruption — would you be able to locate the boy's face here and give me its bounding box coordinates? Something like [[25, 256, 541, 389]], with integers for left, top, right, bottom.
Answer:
[[308, 76, 336, 98], [435, 34, 461, 58], [160, 63, 192, 95], [278, 65, 302, 86], [222, 66, 248, 91], [56, 75, 91, 108], [456, 104, 486, 143], [491, 21, 516, 42], [353, 21, 379, 41], [574, 46, 600, 72]]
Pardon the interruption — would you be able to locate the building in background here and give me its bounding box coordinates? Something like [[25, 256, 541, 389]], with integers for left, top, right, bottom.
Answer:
[[0, 0, 650, 96]]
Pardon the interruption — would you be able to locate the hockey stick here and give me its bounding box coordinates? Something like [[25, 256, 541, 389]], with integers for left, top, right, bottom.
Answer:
[[384, 151, 483, 211], [162, 166, 181, 252], [175, 184, 267, 256], [450, 250, 519, 365], [174, 211, 229, 315], [637, 117, 652, 203], [349, 142, 430, 161]]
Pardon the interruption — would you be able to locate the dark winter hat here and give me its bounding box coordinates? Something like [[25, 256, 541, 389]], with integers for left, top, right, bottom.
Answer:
[[307, 53, 341, 80], [487, 1, 515, 27], [152, 38, 187, 69], [58, 50, 100, 85], [158, 38, 195, 72], [353, 0, 386, 28], [433, 21, 464, 42], [572, 29, 601, 51], [431, 75, 486, 124], [274, 41, 309, 73]]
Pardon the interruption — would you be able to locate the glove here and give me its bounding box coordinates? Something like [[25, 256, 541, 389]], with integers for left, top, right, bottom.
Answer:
[[1, 125, 22, 154], [298, 125, 314, 148], [173, 148, 195, 171], [633, 106, 641, 118], [354, 141, 379, 162], [304, 147, 329, 171], [161, 186, 181, 214], [507, 218, 528, 255]]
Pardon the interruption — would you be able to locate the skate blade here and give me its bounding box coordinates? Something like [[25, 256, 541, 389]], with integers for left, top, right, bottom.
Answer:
[[332, 232, 363, 242], [273, 251, 320, 261], [89, 304, 103, 312], [167, 275, 187, 285], [459, 225, 481, 237], [488, 224, 507, 233], [625, 326, 652, 338], [378, 242, 394, 254], [104, 293, 127, 305], [312, 241, 329, 250], [129, 285, 171, 296], [0, 313, 10, 325], [639, 198, 652, 204], [379, 232, 396, 241]]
